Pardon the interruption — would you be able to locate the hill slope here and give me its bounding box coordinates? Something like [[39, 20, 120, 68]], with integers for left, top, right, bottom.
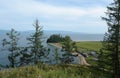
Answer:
[[0, 64, 110, 78]]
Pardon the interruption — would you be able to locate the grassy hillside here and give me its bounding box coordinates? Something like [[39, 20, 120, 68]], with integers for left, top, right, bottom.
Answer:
[[76, 41, 102, 52], [0, 41, 112, 78], [0, 64, 111, 78], [51, 41, 102, 52]]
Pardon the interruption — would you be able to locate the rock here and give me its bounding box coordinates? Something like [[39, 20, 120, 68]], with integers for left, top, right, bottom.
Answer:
[[78, 54, 90, 66], [89, 51, 96, 56], [80, 52, 89, 57]]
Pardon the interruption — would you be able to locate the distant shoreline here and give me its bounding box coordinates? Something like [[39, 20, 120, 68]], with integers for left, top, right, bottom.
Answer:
[[47, 43, 62, 48], [75, 40, 102, 42]]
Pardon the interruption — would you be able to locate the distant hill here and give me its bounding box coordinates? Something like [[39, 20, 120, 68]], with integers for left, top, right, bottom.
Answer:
[[44, 30, 104, 41], [0, 30, 104, 41]]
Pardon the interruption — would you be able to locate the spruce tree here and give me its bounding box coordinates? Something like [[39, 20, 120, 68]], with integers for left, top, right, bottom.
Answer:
[[61, 36, 76, 64], [27, 19, 45, 64], [2, 28, 20, 68], [62, 36, 76, 52], [55, 48, 59, 64], [101, 0, 120, 77], [19, 47, 31, 66]]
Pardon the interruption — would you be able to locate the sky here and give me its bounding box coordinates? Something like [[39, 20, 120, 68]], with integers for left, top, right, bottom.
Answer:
[[0, 0, 113, 34]]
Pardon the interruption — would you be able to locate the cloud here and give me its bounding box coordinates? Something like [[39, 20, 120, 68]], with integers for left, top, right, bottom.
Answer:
[[0, 0, 106, 18], [0, 0, 108, 33]]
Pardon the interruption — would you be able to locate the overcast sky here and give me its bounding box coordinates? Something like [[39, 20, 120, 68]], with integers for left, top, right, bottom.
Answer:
[[0, 0, 113, 33]]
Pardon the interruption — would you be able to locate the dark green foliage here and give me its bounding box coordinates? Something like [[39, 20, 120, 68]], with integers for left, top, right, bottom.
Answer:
[[27, 19, 45, 64], [19, 47, 32, 66], [54, 48, 59, 64], [47, 34, 64, 43], [62, 36, 77, 52], [2, 29, 20, 68], [61, 36, 77, 64], [100, 0, 120, 77]]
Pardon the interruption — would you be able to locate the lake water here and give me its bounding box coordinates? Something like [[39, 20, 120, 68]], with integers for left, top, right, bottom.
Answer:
[[0, 30, 103, 67], [0, 43, 80, 67]]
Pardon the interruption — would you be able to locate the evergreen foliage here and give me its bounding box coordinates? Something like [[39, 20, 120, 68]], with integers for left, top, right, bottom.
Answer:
[[60, 36, 76, 64], [100, 0, 120, 77], [27, 19, 45, 64], [47, 34, 64, 43], [62, 36, 76, 52], [2, 28, 20, 68], [19, 47, 32, 66]]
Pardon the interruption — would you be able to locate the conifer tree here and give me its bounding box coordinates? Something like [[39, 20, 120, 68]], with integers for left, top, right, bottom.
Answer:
[[62, 36, 75, 64], [62, 36, 76, 52], [19, 47, 31, 66], [101, 0, 120, 77], [55, 48, 59, 64], [27, 19, 45, 64], [2, 28, 20, 68]]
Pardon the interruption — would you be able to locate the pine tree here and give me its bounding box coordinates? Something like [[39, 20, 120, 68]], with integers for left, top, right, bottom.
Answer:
[[62, 36, 76, 52], [61, 36, 76, 64], [27, 19, 45, 64], [55, 48, 59, 64], [19, 47, 31, 66], [2, 28, 20, 68], [101, 0, 120, 77]]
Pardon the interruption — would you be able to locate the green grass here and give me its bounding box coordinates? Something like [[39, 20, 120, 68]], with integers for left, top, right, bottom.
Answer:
[[52, 41, 102, 52], [0, 64, 111, 78], [51, 41, 102, 66], [0, 41, 112, 78], [76, 41, 102, 52], [75, 41, 102, 66]]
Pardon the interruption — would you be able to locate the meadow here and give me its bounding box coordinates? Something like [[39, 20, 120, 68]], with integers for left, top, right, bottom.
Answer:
[[76, 41, 102, 52], [52, 41, 102, 52], [0, 64, 111, 78]]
